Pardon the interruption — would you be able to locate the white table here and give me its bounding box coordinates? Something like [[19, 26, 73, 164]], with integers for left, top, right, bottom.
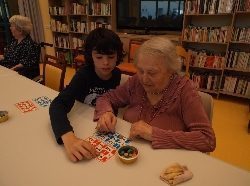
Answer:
[[0, 65, 18, 77], [0, 73, 250, 186]]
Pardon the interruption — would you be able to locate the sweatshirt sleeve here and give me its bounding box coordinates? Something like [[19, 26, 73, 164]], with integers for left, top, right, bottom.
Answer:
[[152, 81, 216, 152], [49, 69, 87, 144], [94, 76, 135, 121]]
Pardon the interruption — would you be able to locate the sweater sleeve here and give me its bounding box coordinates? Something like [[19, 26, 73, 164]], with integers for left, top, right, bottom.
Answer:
[[94, 76, 135, 121], [49, 69, 87, 144], [152, 81, 216, 152]]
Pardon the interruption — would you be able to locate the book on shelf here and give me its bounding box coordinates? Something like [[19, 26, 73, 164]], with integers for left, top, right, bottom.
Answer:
[[50, 19, 68, 32], [89, 2, 111, 16], [226, 50, 250, 70], [70, 19, 87, 33], [49, 6, 66, 15], [222, 75, 250, 96], [186, 0, 236, 14], [72, 37, 84, 49], [89, 21, 111, 30], [191, 72, 220, 90], [188, 49, 225, 68], [183, 26, 229, 43], [71, 2, 87, 15], [54, 35, 70, 49], [238, 0, 250, 11], [232, 27, 250, 42]]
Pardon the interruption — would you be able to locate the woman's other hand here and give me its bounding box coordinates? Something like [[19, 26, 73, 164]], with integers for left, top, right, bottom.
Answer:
[[96, 111, 117, 133], [0, 55, 4, 60], [130, 120, 153, 141], [61, 131, 99, 162]]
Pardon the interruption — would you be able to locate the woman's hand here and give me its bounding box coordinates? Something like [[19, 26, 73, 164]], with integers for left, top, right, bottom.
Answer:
[[61, 131, 99, 162], [0, 55, 4, 61], [10, 63, 23, 70], [96, 111, 117, 133], [130, 120, 153, 141]]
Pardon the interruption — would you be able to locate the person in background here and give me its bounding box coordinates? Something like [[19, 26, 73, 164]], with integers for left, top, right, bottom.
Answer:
[[49, 28, 124, 162], [0, 15, 40, 79], [94, 37, 216, 153]]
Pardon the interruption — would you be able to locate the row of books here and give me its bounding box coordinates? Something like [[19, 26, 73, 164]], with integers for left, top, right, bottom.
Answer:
[[50, 19, 68, 33], [222, 76, 250, 96], [89, 22, 111, 31], [71, 3, 87, 15], [70, 20, 87, 33], [188, 49, 226, 68], [185, 0, 236, 14], [54, 35, 70, 49], [72, 37, 84, 49], [89, 3, 111, 16], [49, 6, 66, 15], [226, 50, 250, 70], [238, 0, 250, 11], [191, 72, 220, 90], [232, 27, 250, 42], [183, 26, 229, 43]]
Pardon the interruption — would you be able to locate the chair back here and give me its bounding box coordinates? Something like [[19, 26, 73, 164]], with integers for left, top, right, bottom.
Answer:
[[176, 45, 190, 77], [117, 38, 146, 75], [43, 54, 66, 91], [128, 39, 146, 63], [198, 91, 213, 122]]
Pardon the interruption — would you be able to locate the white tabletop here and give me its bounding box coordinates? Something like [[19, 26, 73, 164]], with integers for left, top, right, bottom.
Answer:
[[0, 65, 18, 77], [0, 73, 250, 186]]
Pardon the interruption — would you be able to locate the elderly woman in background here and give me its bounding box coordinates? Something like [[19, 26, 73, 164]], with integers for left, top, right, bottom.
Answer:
[[94, 37, 216, 153], [0, 15, 40, 79]]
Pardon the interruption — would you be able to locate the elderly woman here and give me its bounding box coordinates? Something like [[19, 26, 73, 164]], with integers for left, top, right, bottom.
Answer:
[[0, 15, 40, 79], [94, 37, 216, 153]]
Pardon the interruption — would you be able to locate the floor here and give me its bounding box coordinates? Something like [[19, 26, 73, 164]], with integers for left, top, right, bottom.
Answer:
[[64, 67, 250, 171]]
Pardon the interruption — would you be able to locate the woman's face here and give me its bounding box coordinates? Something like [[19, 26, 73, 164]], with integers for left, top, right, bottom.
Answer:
[[136, 53, 171, 94], [92, 50, 117, 80], [10, 24, 23, 39]]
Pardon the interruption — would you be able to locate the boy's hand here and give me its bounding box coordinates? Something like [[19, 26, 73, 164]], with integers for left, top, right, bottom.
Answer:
[[62, 131, 99, 162]]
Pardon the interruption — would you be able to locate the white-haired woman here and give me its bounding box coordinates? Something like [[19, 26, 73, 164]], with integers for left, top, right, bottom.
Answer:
[[0, 15, 40, 79], [94, 37, 216, 153]]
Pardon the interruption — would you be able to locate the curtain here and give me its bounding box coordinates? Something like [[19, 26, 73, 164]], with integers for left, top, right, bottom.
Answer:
[[18, 0, 45, 61]]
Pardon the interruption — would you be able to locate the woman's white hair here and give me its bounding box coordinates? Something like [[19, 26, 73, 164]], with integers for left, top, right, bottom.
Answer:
[[9, 15, 33, 36], [134, 37, 181, 73]]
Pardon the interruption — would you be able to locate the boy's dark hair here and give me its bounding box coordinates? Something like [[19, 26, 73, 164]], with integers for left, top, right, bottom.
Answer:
[[84, 28, 124, 66]]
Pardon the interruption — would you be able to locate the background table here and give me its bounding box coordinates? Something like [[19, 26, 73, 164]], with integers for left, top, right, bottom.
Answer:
[[0, 73, 250, 186], [0, 65, 18, 77]]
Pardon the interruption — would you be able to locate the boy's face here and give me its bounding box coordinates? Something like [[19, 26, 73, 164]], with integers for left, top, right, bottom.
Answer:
[[92, 50, 117, 80]]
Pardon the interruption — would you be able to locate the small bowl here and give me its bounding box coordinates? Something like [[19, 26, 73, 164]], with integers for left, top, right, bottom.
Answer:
[[0, 111, 8, 123], [118, 145, 138, 164]]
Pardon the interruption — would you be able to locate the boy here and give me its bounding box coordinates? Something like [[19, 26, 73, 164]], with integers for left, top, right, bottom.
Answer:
[[49, 28, 124, 162]]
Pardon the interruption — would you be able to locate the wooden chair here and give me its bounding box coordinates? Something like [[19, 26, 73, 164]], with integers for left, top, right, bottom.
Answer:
[[176, 45, 191, 78], [117, 38, 147, 75], [34, 54, 66, 92], [73, 46, 85, 71]]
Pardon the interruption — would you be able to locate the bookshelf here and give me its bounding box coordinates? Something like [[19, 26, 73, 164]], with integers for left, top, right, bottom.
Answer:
[[182, 0, 250, 99], [48, 0, 113, 65]]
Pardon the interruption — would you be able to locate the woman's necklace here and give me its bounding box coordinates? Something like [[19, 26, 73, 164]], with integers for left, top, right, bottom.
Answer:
[[138, 73, 177, 123]]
